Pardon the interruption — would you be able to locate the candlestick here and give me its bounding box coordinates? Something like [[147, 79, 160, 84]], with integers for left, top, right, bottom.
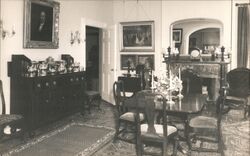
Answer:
[[169, 70, 172, 89], [167, 47, 171, 61], [221, 46, 225, 62]]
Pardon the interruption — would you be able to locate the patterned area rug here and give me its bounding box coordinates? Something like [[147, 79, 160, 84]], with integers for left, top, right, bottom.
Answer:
[[93, 108, 250, 156], [223, 121, 250, 156], [0, 102, 249, 156], [2, 123, 115, 156]]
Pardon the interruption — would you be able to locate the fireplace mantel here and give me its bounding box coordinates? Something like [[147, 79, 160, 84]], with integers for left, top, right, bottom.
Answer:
[[164, 60, 230, 101]]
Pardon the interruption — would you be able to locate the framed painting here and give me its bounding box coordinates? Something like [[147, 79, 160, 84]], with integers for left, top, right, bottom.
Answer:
[[24, 0, 60, 49], [172, 29, 182, 44], [120, 55, 137, 70], [137, 55, 154, 70], [120, 21, 154, 52]]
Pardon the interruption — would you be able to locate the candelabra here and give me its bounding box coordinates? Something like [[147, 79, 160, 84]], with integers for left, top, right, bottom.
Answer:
[[70, 31, 81, 45], [0, 20, 16, 39]]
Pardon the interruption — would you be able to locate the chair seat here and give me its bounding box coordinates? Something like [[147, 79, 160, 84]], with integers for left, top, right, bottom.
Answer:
[[0, 114, 23, 125], [120, 112, 144, 122], [141, 124, 177, 137], [226, 95, 248, 103], [189, 116, 217, 129], [85, 90, 100, 97]]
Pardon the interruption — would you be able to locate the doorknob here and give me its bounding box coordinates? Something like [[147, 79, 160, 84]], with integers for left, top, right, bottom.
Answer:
[[111, 69, 114, 71]]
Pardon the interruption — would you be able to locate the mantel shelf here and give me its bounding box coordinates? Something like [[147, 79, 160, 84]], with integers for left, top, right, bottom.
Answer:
[[163, 60, 230, 65]]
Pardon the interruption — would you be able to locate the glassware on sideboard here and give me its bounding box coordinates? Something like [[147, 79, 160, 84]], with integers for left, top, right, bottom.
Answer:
[[57, 60, 67, 74], [38, 61, 48, 76], [25, 56, 81, 77], [27, 61, 38, 77]]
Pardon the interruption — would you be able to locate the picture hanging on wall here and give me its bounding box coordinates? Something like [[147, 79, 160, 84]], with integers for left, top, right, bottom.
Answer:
[[24, 0, 60, 49], [120, 54, 154, 70], [137, 55, 154, 70], [172, 28, 182, 44], [120, 55, 137, 70], [120, 21, 155, 52]]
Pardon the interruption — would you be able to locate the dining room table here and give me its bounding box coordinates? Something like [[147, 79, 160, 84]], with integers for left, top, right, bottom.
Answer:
[[123, 90, 208, 154]]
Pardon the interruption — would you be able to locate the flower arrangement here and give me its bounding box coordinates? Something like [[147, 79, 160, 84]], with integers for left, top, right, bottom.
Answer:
[[152, 69, 183, 103]]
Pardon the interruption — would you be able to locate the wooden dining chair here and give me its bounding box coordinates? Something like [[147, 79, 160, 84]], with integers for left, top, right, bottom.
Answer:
[[84, 79, 101, 114], [187, 87, 227, 156], [224, 67, 250, 118], [113, 80, 144, 143], [135, 91, 178, 156], [0, 80, 25, 142]]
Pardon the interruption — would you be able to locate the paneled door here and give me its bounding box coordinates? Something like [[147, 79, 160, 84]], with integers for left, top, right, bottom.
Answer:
[[101, 25, 117, 104]]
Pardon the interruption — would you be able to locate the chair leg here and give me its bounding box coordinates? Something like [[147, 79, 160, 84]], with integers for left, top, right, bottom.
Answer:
[[172, 136, 179, 156], [87, 98, 91, 114], [244, 105, 250, 119], [135, 136, 142, 156], [162, 141, 167, 156], [218, 130, 225, 156], [248, 105, 250, 117], [218, 141, 225, 156], [114, 113, 120, 142], [186, 124, 192, 152], [218, 139, 225, 156], [97, 96, 101, 110]]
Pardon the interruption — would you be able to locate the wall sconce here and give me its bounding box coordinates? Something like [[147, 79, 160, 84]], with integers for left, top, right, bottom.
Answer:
[[70, 31, 81, 45], [0, 20, 16, 40]]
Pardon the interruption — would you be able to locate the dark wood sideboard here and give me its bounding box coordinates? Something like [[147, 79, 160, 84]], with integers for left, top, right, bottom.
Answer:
[[8, 55, 86, 133]]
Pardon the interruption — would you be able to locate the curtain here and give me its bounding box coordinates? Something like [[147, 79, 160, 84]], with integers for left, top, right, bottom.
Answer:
[[248, 6, 250, 68], [237, 6, 249, 68]]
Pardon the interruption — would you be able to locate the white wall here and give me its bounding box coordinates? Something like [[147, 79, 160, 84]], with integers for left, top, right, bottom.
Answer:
[[1, 0, 248, 112], [0, 0, 113, 113], [113, 0, 235, 75], [113, 0, 164, 76], [162, 0, 232, 65], [173, 20, 222, 54]]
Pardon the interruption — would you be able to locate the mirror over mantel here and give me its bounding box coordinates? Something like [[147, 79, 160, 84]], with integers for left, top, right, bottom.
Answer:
[[170, 18, 223, 55]]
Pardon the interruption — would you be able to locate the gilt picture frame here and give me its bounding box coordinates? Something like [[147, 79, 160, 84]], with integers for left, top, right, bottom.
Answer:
[[24, 0, 60, 49], [120, 21, 154, 52]]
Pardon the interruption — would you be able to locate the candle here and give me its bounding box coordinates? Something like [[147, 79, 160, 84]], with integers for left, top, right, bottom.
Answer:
[[151, 70, 154, 88], [179, 68, 181, 80], [169, 70, 172, 89]]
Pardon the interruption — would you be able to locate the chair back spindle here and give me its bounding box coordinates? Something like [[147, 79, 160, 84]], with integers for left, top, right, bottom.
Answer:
[[136, 91, 168, 137], [113, 80, 126, 115]]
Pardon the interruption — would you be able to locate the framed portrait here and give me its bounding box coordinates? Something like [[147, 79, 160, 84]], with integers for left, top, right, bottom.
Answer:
[[137, 55, 154, 70], [24, 0, 60, 49], [120, 21, 154, 52], [172, 29, 182, 44], [120, 55, 137, 70]]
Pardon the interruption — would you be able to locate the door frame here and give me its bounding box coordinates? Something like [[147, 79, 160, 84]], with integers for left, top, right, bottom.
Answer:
[[81, 18, 115, 102], [81, 17, 107, 70]]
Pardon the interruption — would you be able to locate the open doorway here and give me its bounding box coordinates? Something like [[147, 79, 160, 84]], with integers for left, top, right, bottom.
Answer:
[[86, 26, 100, 92]]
